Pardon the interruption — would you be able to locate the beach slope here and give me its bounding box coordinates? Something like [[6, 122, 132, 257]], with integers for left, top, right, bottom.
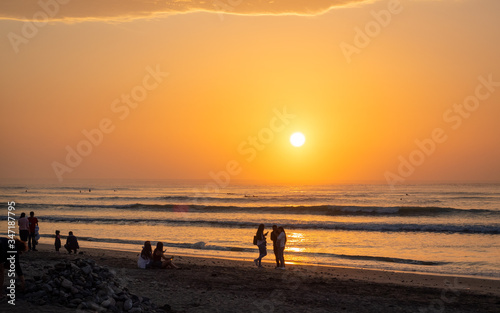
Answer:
[[4, 244, 500, 312]]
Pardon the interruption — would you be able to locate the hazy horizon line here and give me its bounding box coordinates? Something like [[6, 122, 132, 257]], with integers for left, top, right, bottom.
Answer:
[[1, 177, 499, 186]]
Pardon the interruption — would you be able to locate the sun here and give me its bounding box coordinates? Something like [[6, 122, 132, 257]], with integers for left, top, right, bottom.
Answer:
[[290, 132, 306, 147]]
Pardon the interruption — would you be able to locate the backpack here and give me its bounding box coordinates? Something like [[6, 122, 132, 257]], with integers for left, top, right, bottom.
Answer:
[[253, 235, 257, 245]]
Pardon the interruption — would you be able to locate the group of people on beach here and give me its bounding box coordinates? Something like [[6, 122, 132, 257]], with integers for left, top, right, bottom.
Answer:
[[137, 241, 179, 269], [17, 211, 39, 251], [1, 211, 40, 300], [18, 211, 80, 254], [136, 224, 287, 271], [0, 211, 83, 300], [3, 212, 289, 301], [255, 224, 287, 269], [1, 211, 41, 300], [55, 230, 80, 254]]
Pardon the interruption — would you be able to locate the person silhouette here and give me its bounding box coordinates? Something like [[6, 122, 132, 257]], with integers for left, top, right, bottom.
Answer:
[[27, 211, 39, 251], [54, 230, 61, 252], [138, 241, 153, 269], [18, 212, 29, 242], [270, 225, 280, 268], [151, 242, 178, 269], [253, 224, 268, 268], [64, 231, 79, 254], [0, 238, 27, 300], [276, 227, 287, 270]]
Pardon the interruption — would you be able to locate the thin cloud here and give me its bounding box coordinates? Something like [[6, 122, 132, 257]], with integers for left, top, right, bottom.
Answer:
[[0, 0, 370, 23]]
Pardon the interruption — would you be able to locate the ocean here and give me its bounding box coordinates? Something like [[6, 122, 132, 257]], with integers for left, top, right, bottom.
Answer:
[[1, 180, 499, 278]]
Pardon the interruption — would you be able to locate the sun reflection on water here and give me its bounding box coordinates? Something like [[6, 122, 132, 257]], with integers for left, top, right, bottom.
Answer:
[[284, 232, 307, 262]]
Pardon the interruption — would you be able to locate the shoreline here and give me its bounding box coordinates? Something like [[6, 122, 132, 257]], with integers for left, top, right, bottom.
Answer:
[[91, 245, 500, 283], [64, 244, 500, 297], [25, 236, 500, 281], [5, 243, 499, 312], [41, 242, 500, 288]]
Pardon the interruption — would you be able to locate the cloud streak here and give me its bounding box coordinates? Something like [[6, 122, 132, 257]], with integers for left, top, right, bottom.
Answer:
[[0, 0, 371, 23]]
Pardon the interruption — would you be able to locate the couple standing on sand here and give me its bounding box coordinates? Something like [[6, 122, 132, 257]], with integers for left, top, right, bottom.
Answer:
[[18, 211, 39, 251], [254, 224, 287, 269]]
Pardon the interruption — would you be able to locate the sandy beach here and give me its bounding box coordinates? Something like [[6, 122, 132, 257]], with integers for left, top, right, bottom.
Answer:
[[2, 0, 500, 311], [3, 243, 499, 312]]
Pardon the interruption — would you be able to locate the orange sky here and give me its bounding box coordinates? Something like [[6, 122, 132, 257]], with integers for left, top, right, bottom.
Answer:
[[1, 0, 499, 184]]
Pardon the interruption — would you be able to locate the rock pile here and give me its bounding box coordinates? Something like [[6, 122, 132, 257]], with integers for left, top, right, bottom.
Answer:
[[24, 258, 166, 312]]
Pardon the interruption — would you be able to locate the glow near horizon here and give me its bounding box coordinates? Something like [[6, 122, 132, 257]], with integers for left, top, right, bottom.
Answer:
[[0, 0, 499, 184]]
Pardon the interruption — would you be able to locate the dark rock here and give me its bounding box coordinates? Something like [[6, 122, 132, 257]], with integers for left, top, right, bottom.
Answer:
[[70, 263, 80, 272], [54, 263, 66, 271], [42, 283, 53, 293], [124, 298, 133, 311], [101, 298, 112, 308], [59, 290, 70, 298], [53, 278, 61, 287], [159, 304, 172, 312], [25, 258, 158, 312], [97, 289, 108, 297], [116, 300, 124, 311], [78, 301, 89, 310], [29, 290, 46, 299], [81, 265, 92, 275], [70, 298, 83, 305]]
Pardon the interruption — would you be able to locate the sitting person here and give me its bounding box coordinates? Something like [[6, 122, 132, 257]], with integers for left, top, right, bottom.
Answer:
[[138, 241, 153, 269], [64, 231, 79, 254], [151, 242, 178, 269]]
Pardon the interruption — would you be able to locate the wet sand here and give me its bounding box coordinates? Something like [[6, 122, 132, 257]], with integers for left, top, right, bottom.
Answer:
[[3, 243, 500, 312]]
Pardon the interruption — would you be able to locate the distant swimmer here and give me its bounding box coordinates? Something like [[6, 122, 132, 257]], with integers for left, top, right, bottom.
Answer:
[[89, 189, 91, 192]]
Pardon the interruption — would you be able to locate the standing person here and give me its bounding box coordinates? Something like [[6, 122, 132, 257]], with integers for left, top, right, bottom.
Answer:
[[64, 231, 79, 254], [54, 230, 61, 252], [0, 237, 26, 301], [152, 242, 178, 269], [18, 212, 29, 242], [27, 211, 38, 251], [276, 227, 287, 270], [270, 225, 280, 268], [253, 224, 268, 268]]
